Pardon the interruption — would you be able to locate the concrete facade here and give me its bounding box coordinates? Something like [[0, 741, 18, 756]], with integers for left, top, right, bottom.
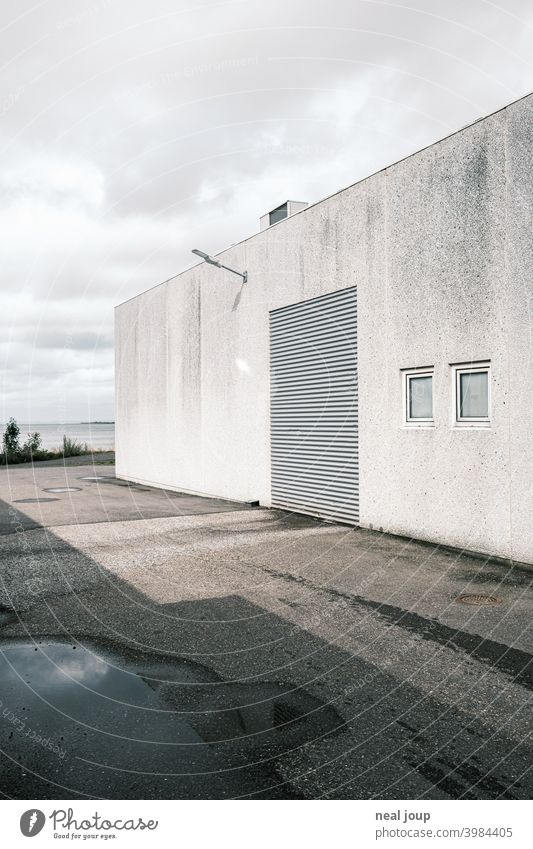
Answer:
[[115, 94, 533, 564]]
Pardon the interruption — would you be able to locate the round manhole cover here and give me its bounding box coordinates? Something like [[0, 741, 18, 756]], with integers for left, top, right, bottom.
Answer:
[[43, 487, 82, 494], [456, 594, 502, 606]]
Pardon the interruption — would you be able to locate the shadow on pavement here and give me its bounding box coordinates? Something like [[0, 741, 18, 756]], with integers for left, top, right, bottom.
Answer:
[[0, 497, 531, 800], [0, 467, 255, 534]]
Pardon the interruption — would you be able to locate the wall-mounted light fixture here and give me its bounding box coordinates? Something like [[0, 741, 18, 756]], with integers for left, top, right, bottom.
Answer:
[[192, 249, 247, 283]]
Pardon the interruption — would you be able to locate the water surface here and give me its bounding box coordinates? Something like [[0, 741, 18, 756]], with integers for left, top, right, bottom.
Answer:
[[0, 637, 343, 799], [3, 422, 115, 451]]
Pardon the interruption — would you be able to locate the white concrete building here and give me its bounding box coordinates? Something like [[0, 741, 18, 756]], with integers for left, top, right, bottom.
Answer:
[[115, 93, 533, 565]]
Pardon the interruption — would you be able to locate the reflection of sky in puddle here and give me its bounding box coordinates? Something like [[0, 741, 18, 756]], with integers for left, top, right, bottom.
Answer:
[[23, 646, 110, 685], [0, 639, 340, 799], [2, 642, 157, 706]]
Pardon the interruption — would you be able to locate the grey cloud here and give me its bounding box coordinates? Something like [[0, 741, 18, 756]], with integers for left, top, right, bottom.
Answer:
[[1, 0, 532, 419], [14, 329, 114, 351]]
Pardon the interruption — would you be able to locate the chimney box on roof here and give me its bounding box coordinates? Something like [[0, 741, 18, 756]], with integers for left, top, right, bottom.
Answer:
[[260, 200, 308, 230]]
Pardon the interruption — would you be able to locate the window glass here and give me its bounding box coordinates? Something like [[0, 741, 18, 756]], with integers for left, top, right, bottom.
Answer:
[[409, 375, 433, 419], [459, 371, 488, 418], [269, 203, 288, 225]]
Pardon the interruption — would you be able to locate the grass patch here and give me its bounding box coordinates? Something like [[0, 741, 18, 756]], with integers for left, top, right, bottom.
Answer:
[[61, 435, 89, 457]]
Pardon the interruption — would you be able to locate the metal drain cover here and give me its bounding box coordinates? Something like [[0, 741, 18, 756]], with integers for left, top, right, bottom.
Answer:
[[79, 476, 112, 482], [14, 497, 60, 503], [456, 594, 502, 606], [43, 487, 82, 494], [273, 700, 305, 727]]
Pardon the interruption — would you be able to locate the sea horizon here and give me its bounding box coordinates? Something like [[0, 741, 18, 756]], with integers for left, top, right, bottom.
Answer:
[[1, 421, 115, 451]]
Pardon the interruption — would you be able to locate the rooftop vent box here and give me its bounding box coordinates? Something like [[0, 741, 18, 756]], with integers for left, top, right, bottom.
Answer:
[[260, 200, 308, 230]]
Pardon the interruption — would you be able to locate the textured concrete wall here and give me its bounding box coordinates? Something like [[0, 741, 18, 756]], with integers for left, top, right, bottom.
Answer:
[[115, 94, 533, 563]]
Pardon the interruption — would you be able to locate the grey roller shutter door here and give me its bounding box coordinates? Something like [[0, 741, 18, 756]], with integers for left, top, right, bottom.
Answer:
[[270, 287, 358, 524]]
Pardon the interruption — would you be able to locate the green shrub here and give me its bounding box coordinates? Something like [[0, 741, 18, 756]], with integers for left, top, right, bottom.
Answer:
[[16, 432, 45, 462], [25, 432, 42, 453], [0, 418, 100, 465], [2, 417, 20, 457], [62, 435, 89, 457]]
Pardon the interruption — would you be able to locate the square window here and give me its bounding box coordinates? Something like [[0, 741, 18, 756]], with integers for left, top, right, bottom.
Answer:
[[454, 363, 491, 425], [409, 375, 433, 419], [403, 369, 434, 425]]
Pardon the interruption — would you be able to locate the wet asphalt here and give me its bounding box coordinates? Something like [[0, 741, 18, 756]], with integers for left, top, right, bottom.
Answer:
[[0, 462, 531, 799]]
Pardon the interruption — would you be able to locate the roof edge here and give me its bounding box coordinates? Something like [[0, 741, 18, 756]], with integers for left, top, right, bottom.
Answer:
[[116, 89, 532, 308]]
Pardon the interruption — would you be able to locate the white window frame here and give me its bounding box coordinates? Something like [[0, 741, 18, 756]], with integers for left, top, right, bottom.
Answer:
[[402, 367, 434, 427], [453, 361, 491, 427]]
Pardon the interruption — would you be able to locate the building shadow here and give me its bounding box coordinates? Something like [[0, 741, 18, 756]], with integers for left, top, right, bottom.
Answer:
[[0, 498, 531, 800]]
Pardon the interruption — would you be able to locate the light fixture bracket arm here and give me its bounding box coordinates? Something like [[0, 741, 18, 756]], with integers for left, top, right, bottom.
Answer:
[[192, 249, 247, 284]]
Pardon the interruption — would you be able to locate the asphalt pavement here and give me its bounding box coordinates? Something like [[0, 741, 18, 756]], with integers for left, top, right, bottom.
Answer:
[[0, 461, 531, 799]]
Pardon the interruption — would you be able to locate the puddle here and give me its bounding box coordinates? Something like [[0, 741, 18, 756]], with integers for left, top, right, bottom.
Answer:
[[0, 638, 343, 799], [454, 567, 533, 589]]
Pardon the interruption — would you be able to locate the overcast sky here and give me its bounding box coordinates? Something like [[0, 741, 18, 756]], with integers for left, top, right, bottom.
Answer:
[[1, 0, 532, 423]]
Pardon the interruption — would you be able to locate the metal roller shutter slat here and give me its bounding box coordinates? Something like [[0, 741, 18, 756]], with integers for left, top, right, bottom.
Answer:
[[270, 287, 358, 524]]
